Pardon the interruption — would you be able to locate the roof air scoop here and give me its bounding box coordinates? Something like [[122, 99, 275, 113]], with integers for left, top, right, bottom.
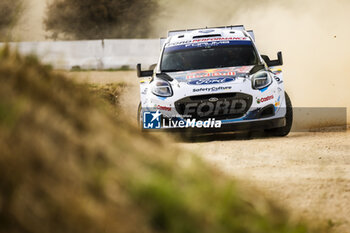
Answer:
[[192, 34, 221, 39]]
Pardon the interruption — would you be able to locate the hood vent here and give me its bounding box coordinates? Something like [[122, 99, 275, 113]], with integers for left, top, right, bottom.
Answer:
[[192, 34, 221, 39]]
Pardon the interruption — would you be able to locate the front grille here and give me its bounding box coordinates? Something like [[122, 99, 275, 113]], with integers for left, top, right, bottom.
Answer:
[[175, 93, 252, 120]]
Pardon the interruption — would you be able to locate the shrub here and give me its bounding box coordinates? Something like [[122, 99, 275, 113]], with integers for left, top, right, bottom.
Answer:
[[0, 0, 23, 40], [44, 0, 158, 39]]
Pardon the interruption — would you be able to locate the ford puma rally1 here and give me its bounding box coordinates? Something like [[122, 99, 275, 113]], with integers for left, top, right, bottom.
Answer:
[[137, 25, 293, 136]]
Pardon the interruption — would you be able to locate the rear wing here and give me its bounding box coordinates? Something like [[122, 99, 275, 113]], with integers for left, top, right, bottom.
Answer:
[[160, 25, 255, 49]]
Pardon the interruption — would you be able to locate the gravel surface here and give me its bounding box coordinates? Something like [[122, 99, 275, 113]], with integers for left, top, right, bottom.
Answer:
[[69, 71, 350, 232]]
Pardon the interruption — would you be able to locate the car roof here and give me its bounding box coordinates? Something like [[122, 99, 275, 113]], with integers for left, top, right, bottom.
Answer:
[[167, 28, 250, 44]]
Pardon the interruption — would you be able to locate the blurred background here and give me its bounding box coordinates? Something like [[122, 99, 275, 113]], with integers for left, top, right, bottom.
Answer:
[[3, 0, 349, 126]]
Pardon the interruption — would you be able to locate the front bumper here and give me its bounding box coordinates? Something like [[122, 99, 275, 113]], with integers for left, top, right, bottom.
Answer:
[[142, 85, 286, 133]]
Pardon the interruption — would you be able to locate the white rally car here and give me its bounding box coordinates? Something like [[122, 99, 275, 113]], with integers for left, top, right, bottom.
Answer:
[[137, 25, 293, 136]]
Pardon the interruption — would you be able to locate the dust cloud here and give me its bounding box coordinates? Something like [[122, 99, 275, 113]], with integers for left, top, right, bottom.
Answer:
[[12, 0, 47, 41], [154, 0, 350, 125], [10, 0, 350, 126]]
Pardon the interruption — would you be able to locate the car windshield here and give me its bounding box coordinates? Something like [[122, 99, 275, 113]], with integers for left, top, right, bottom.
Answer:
[[160, 41, 259, 72]]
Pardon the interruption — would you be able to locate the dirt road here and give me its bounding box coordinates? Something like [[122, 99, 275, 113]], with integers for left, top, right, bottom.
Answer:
[[70, 71, 350, 233], [180, 132, 350, 232]]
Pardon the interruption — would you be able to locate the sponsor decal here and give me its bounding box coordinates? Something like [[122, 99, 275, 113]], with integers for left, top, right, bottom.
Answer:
[[165, 40, 192, 47], [188, 77, 235, 85], [185, 67, 252, 80], [182, 40, 250, 51], [168, 67, 252, 82], [233, 66, 252, 73], [157, 105, 171, 111], [272, 69, 282, 75], [183, 99, 247, 117], [143, 111, 162, 129], [275, 96, 281, 107], [164, 40, 253, 53], [165, 37, 249, 48], [187, 69, 236, 79], [185, 41, 231, 49], [193, 86, 232, 92], [257, 95, 274, 104], [192, 37, 248, 43]]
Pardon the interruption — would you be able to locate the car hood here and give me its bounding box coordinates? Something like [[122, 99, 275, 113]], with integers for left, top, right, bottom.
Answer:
[[165, 66, 254, 84]]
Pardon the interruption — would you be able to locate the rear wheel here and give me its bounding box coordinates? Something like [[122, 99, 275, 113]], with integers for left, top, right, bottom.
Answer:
[[265, 92, 293, 137]]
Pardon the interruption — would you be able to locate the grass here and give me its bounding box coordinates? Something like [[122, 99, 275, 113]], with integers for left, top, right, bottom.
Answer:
[[88, 82, 127, 113], [0, 47, 322, 233]]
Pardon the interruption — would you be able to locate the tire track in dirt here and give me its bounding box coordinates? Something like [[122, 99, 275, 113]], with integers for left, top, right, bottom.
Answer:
[[178, 131, 350, 232]]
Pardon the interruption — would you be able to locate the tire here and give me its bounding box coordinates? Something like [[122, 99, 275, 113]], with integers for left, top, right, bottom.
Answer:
[[265, 92, 293, 137], [137, 102, 142, 128]]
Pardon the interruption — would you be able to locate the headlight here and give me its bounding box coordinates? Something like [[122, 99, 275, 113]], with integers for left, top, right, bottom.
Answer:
[[251, 71, 272, 89], [152, 79, 173, 97]]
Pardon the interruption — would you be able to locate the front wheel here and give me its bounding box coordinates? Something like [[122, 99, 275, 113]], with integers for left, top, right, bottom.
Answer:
[[137, 102, 142, 128], [265, 92, 293, 137]]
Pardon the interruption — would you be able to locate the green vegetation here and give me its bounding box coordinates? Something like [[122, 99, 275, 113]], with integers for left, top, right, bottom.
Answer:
[[44, 0, 158, 40], [88, 82, 127, 113], [0, 47, 317, 233], [0, 0, 23, 41]]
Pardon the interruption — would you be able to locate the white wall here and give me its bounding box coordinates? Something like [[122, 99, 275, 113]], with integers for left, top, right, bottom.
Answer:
[[3, 39, 160, 70]]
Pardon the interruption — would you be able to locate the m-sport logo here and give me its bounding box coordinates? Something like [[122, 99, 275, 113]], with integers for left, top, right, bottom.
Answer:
[[188, 77, 235, 85]]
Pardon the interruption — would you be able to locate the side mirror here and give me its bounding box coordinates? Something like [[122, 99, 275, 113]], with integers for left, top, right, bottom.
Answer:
[[149, 64, 157, 70], [136, 64, 154, 78], [261, 51, 283, 67]]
